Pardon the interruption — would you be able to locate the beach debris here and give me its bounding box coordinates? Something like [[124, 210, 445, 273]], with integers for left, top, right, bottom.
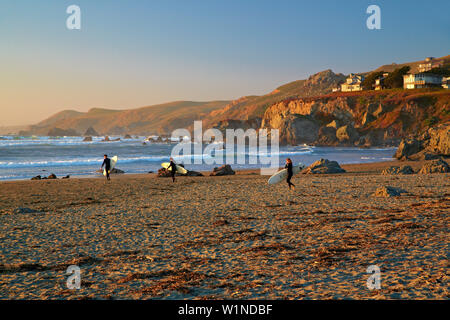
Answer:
[[213, 219, 229, 227], [302, 158, 346, 174], [381, 165, 414, 175], [95, 168, 124, 174], [418, 159, 450, 174], [13, 207, 39, 214], [185, 170, 204, 176], [210, 164, 235, 176], [31, 175, 41, 180], [82, 136, 93, 142], [373, 186, 407, 197]]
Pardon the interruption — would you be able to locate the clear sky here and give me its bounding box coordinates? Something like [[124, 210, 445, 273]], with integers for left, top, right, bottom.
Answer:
[[0, 0, 449, 125]]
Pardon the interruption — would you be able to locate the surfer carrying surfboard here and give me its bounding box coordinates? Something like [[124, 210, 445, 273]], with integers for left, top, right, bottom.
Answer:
[[101, 154, 111, 181], [285, 158, 295, 190], [167, 157, 177, 182]]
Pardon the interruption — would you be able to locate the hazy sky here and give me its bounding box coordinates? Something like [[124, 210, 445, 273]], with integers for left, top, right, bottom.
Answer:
[[0, 0, 449, 126]]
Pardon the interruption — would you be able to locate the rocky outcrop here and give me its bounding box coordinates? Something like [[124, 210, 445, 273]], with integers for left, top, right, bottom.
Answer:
[[32, 173, 58, 180], [261, 90, 449, 146], [84, 127, 99, 136], [395, 124, 449, 160], [336, 125, 359, 144], [110, 168, 124, 174], [157, 168, 171, 177], [373, 186, 407, 197], [302, 159, 346, 174], [83, 136, 93, 142], [317, 126, 337, 145], [418, 159, 450, 174], [276, 116, 320, 145], [213, 118, 262, 132], [210, 165, 235, 176], [381, 166, 414, 175], [124, 134, 132, 139]]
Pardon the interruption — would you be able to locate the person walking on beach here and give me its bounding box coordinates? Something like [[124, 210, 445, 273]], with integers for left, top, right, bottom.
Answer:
[[285, 158, 295, 190], [101, 154, 111, 181], [167, 157, 177, 182]]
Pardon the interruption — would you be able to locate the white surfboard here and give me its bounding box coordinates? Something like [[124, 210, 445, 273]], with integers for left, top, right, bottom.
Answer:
[[161, 162, 188, 175], [268, 163, 305, 185], [103, 156, 118, 176]]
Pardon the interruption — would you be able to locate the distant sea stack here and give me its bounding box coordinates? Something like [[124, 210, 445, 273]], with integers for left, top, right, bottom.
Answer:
[[84, 127, 99, 136]]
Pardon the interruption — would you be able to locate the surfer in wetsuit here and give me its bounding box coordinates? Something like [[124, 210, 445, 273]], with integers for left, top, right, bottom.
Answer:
[[101, 154, 111, 181], [285, 158, 295, 190], [168, 157, 177, 182]]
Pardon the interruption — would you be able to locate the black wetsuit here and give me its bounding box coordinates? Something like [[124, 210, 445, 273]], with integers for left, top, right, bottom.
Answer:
[[102, 157, 111, 180], [168, 161, 176, 182], [285, 162, 295, 189]]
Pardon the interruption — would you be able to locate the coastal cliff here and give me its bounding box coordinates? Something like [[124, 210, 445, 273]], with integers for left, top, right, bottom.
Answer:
[[260, 89, 450, 147]]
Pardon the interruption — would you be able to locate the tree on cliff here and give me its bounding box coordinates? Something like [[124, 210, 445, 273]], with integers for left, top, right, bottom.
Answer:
[[384, 66, 410, 89], [362, 71, 385, 90]]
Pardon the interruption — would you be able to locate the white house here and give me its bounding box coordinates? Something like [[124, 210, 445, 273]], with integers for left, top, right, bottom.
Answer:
[[403, 73, 443, 89], [418, 57, 443, 73], [443, 77, 450, 89], [341, 73, 365, 92]]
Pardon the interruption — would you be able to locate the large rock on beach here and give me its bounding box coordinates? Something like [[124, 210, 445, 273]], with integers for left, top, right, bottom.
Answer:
[[418, 159, 450, 174], [373, 186, 407, 197], [302, 158, 346, 174], [210, 165, 235, 176], [157, 168, 180, 177], [395, 124, 449, 160], [381, 166, 414, 175], [83, 136, 93, 142], [395, 138, 423, 160]]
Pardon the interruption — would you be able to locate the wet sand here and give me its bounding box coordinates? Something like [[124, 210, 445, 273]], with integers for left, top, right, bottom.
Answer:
[[0, 160, 448, 299]]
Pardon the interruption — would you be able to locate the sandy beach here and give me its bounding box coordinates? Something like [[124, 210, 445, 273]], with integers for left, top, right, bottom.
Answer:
[[0, 160, 448, 300]]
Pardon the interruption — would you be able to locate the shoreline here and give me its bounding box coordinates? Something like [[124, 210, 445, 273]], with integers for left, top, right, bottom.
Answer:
[[0, 158, 404, 183], [0, 159, 448, 299]]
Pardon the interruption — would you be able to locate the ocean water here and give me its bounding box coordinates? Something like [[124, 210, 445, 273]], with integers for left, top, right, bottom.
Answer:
[[0, 136, 397, 181]]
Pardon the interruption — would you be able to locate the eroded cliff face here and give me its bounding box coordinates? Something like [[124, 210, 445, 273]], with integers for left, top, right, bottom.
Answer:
[[261, 90, 450, 146]]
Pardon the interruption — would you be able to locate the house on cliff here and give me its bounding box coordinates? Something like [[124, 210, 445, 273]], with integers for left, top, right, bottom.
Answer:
[[442, 77, 450, 89], [403, 73, 443, 89], [341, 74, 365, 92], [418, 57, 444, 73], [374, 73, 390, 90]]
